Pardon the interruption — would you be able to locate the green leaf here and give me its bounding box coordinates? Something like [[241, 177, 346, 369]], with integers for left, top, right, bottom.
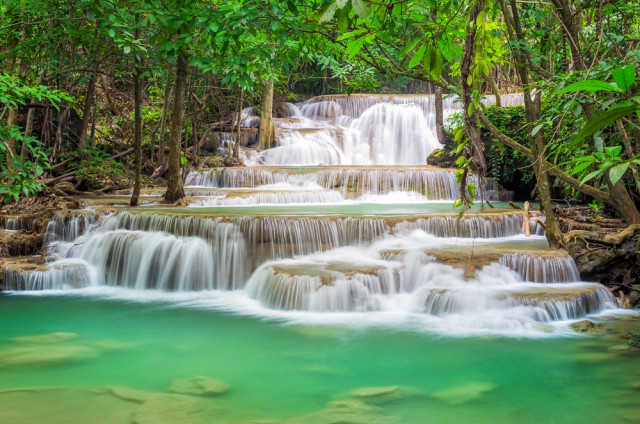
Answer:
[[319, 3, 337, 23], [581, 170, 602, 185], [557, 80, 620, 94], [455, 156, 467, 166], [572, 105, 640, 147], [454, 128, 464, 142], [408, 45, 426, 69], [571, 161, 593, 175], [124, 46, 131, 54], [336, 29, 367, 41], [605, 145, 623, 158], [608, 162, 630, 186], [352, 0, 370, 18], [612, 65, 636, 92], [431, 49, 443, 79], [107, 28, 115, 38], [453, 199, 463, 208], [531, 124, 544, 136]]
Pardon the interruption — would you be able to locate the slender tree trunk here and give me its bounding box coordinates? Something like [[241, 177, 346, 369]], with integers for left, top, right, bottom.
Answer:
[[258, 77, 275, 150], [434, 87, 446, 145], [157, 78, 173, 166], [233, 92, 244, 160], [130, 36, 143, 207], [164, 54, 188, 204], [487, 74, 501, 107], [77, 70, 98, 152], [20, 74, 44, 163]]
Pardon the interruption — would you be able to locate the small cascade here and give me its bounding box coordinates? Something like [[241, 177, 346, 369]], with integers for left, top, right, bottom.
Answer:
[[245, 251, 402, 311], [229, 216, 390, 263], [1, 217, 27, 231], [499, 253, 581, 283], [506, 284, 615, 321], [189, 190, 344, 206], [185, 167, 461, 200], [67, 230, 241, 290], [3, 259, 95, 291], [261, 131, 346, 166], [393, 214, 528, 238], [44, 212, 99, 244]]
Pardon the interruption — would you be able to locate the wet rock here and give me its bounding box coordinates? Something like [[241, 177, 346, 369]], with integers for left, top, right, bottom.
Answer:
[[167, 376, 229, 396], [570, 320, 604, 334], [10, 332, 78, 344], [349, 385, 399, 399], [0, 345, 98, 368], [348, 385, 424, 405], [432, 382, 496, 405]]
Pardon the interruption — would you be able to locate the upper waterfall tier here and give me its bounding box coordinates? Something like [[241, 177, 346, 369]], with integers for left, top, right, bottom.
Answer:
[[240, 93, 524, 166]]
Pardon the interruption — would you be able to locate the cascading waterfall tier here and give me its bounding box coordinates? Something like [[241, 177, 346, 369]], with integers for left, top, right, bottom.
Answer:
[[242, 93, 524, 166], [3, 91, 622, 336]]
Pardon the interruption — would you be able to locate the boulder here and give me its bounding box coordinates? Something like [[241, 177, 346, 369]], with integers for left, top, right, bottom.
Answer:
[[569, 320, 604, 334]]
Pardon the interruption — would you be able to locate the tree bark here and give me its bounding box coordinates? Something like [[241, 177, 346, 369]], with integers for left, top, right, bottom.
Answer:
[[164, 53, 187, 204], [20, 74, 44, 164], [258, 77, 275, 150], [233, 92, 244, 160], [130, 38, 143, 207], [434, 87, 446, 145], [460, 0, 486, 177], [77, 71, 98, 152]]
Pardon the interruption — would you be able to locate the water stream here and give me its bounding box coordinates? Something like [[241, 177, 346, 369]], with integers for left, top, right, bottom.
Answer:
[[1, 93, 638, 423]]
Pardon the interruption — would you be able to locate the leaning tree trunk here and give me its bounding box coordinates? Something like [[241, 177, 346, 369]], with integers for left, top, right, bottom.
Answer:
[[258, 77, 275, 150], [164, 53, 188, 204], [130, 39, 143, 207]]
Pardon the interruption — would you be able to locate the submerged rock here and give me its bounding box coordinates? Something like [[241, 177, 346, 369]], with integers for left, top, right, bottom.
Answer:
[[431, 382, 496, 405], [570, 320, 604, 334], [347, 385, 424, 404], [289, 399, 392, 424], [0, 345, 98, 368], [10, 332, 78, 344], [607, 344, 640, 356], [349, 386, 399, 399], [167, 376, 229, 396]]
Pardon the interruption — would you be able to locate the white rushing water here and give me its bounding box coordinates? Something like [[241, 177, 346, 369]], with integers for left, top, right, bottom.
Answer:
[[3, 93, 626, 337]]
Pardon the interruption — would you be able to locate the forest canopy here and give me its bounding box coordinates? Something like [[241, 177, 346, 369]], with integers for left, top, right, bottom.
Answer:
[[1, 0, 640, 245]]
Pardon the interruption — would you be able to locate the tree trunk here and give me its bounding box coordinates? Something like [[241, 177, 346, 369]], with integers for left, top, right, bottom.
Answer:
[[434, 87, 446, 145], [156, 76, 173, 166], [130, 40, 143, 207], [164, 54, 188, 204], [460, 0, 486, 176], [19, 74, 44, 164], [77, 71, 98, 152], [233, 92, 244, 160], [258, 77, 275, 150]]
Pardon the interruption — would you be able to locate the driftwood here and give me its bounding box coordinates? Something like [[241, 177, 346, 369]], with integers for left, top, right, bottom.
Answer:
[[508, 201, 522, 210], [562, 224, 640, 245], [485, 200, 495, 209], [151, 156, 169, 179], [524, 201, 530, 237]]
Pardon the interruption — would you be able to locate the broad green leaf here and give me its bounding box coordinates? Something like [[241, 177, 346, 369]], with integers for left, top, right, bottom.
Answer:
[[453, 199, 462, 208], [571, 161, 593, 174], [531, 124, 544, 136], [454, 128, 464, 142], [352, 0, 370, 18], [476, 11, 486, 26], [409, 45, 426, 69], [604, 145, 623, 158], [572, 105, 640, 146], [336, 0, 348, 8], [608, 162, 630, 186], [319, 3, 337, 23], [612, 65, 636, 92], [455, 156, 467, 166], [557, 80, 620, 94], [431, 49, 443, 79]]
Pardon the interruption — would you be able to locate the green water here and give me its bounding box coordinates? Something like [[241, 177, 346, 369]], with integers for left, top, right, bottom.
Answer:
[[1, 294, 639, 424]]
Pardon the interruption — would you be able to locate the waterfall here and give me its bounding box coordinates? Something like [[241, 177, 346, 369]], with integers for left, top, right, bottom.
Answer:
[[499, 254, 581, 283], [4, 92, 623, 336]]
